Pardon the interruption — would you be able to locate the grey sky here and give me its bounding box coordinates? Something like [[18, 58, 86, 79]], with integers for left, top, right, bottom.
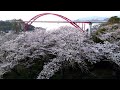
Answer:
[[0, 11, 120, 29], [0, 11, 120, 20]]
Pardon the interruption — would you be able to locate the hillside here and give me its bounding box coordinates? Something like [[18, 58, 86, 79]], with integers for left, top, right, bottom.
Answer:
[[0, 16, 120, 79], [0, 19, 35, 33]]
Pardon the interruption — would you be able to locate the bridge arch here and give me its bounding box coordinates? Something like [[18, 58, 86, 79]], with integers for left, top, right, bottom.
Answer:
[[25, 13, 84, 32]]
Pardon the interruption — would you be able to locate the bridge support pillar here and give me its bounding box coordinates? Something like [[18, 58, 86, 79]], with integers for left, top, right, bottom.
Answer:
[[82, 23, 83, 30], [88, 22, 92, 36], [82, 23, 85, 31]]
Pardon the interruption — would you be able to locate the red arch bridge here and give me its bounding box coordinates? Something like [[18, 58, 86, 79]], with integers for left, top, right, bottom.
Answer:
[[16, 13, 107, 35]]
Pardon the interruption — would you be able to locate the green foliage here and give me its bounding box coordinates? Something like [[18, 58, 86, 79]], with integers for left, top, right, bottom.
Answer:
[[95, 28, 106, 35], [11, 19, 21, 33], [0, 19, 35, 33], [107, 16, 120, 24], [0, 21, 12, 32], [91, 35, 104, 44]]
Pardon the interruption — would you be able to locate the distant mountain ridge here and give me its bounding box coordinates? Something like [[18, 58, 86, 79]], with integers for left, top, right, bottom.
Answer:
[[75, 16, 109, 21]]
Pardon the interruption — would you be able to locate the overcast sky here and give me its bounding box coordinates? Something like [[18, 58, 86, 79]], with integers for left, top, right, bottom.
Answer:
[[0, 11, 120, 30]]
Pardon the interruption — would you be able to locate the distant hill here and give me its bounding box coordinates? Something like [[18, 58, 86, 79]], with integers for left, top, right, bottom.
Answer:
[[0, 19, 35, 33], [75, 16, 109, 21]]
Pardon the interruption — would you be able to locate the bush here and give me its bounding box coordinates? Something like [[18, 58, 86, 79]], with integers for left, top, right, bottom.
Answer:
[[95, 28, 106, 35], [91, 35, 104, 44]]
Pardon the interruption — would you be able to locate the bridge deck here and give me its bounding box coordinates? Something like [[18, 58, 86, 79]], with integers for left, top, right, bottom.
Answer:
[[25, 21, 107, 23], [11, 21, 107, 23]]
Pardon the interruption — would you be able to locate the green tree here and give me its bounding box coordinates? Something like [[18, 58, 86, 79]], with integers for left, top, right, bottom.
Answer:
[[0, 19, 35, 33], [108, 16, 120, 24]]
